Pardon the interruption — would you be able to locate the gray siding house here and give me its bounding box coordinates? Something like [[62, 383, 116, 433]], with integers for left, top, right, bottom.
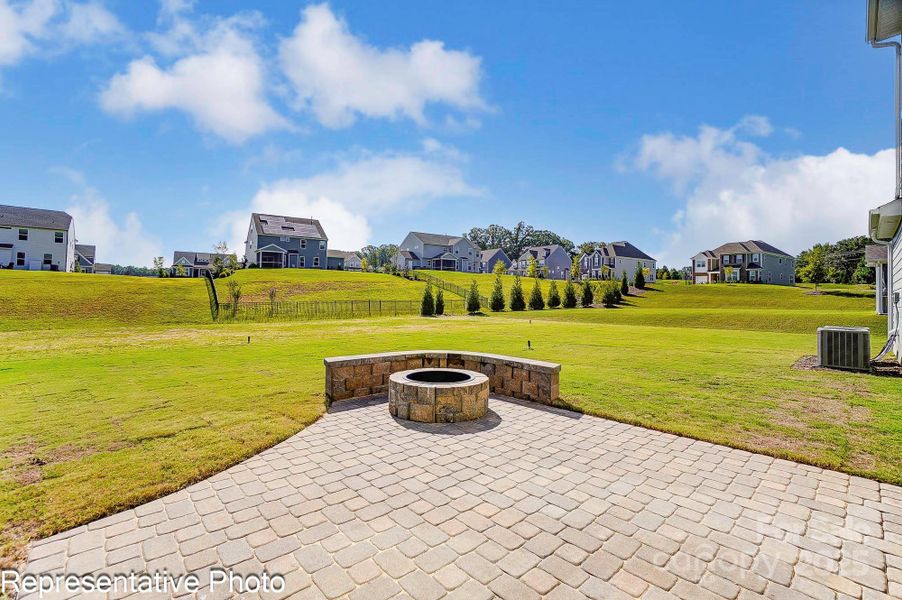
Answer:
[[326, 250, 362, 271], [245, 213, 328, 269], [509, 245, 571, 280], [0, 204, 75, 271], [75, 244, 96, 273], [171, 251, 236, 277], [392, 232, 479, 272], [691, 240, 795, 285], [578, 241, 657, 282], [479, 248, 511, 273]]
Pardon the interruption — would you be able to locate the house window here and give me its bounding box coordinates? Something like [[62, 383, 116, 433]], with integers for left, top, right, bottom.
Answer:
[[19, 228, 28, 241], [55, 232, 64, 243], [16, 252, 25, 266], [319, 241, 325, 250], [752, 253, 760, 263], [301, 239, 307, 249], [43, 253, 52, 266], [313, 256, 320, 267], [280, 236, 290, 242], [779, 258, 783, 264], [299, 256, 305, 267]]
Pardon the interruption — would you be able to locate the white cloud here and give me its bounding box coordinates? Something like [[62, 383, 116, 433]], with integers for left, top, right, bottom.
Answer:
[[0, 0, 125, 68], [101, 12, 287, 144], [65, 186, 163, 267], [631, 116, 895, 266], [278, 3, 486, 128], [220, 150, 481, 255]]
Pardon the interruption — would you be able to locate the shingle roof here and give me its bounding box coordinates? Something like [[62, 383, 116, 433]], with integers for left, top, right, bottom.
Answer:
[[605, 241, 656, 261], [172, 251, 234, 266], [399, 250, 419, 260], [252, 213, 328, 240], [75, 244, 95, 264], [410, 232, 466, 246], [327, 249, 359, 260], [480, 248, 508, 263], [0, 204, 72, 230], [710, 240, 793, 258], [865, 244, 888, 264]]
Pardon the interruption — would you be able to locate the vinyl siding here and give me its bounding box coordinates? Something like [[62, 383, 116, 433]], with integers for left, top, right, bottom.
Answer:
[[892, 231, 902, 361]]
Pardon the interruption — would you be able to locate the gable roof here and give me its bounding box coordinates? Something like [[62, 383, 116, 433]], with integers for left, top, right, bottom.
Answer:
[[172, 251, 235, 266], [410, 231, 467, 246], [0, 204, 72, 230], [516, 245, 564, 261], [710, 240, 793, 258], [480, 248, 508, 263], [605, 241, 655, 261], [252, 213, 328, 240], [75, 244, 95, 264], [327, 249, 359, 260]]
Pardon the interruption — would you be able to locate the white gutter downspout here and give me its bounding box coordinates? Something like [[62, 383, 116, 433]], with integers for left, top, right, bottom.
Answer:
[[869, 39, 901, 359]]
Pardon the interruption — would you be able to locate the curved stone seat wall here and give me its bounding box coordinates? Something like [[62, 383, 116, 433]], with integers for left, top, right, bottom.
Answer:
[[324, 350, 561, 406]]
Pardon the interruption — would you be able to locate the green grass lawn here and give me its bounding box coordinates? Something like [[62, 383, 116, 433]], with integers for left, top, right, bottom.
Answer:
[[0, 271, 210, 331], [230, 268, 425, 302], [0, 271, 898, 570]]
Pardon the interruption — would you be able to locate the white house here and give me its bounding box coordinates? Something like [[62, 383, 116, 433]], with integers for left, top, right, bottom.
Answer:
[[869, 197, 901, 363], [0, 204, 75, 271]]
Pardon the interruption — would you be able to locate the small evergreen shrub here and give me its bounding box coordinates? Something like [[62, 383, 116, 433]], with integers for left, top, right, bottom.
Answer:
[[580, 280, 594, 306], [634, 267, 646, 289], [510, 275, 526, 311], [621, 272, 629, 296], [421, 283, 435, 316], [562, 280, 577, 308], [466, 280, 481, 313], [435, 289, 445, 315], [601, 281, 618, 307], [528, 279, 545, 310], [547, 280, 561, 308], [490, 272, 506, 312]]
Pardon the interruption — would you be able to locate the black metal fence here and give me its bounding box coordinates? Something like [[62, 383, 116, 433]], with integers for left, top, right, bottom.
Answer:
[[203, 271, 219, 321], [217, 298, 469, 322], [411, 271, 489, 307]]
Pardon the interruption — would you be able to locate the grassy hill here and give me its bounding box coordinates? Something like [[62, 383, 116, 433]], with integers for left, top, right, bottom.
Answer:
[[420, 269, 557, 297], [0, 271, 210, 331], [230, 268, 425, 302]]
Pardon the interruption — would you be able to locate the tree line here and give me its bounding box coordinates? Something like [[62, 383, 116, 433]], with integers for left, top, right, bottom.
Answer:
[[795, 236, 875, 286]]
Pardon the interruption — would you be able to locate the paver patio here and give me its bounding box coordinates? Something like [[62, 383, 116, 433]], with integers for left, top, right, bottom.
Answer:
[[20, 396, 902, 599]]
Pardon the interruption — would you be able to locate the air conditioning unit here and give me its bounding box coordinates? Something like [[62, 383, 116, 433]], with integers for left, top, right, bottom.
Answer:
[[817, 327, 871, 371]]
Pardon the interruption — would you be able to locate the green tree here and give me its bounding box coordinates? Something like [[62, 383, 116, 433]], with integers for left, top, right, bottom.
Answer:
[[562, 280, 577, 308], [581, 280, 594, 306], [621, 272, 629, 296], [73, 258, 83, 273], [526, 255, 539, 278], [492, 259, 507, 276], [801, 245, 828, 291], [466, 280, 481, 313], [723, 266, 734, 283], [510, 275, 526, 311], [601, 281, 618, 307], [152, 256, 165, 277], [227, 280, 242, 317], [360, 257, 369, 272], [547, 280, 561, 308], [175, 263, 186, 277], [435, 289, 445, 315], [528, 279, 545, 310], [570, 257, 581, 281], [852, 258, 874, 284], [421, 283, 435, 316], [634, 265, 646, 289], [490, 271, 506, 311]]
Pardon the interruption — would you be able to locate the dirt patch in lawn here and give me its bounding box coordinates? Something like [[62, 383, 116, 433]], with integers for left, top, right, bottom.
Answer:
[[793, 355, 902, 377]]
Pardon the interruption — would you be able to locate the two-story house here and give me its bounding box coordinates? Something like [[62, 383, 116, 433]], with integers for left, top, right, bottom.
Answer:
[[392, 232, 479, 272], [171, 251, 236, 277], [479, 248, 511, 273], [578, 241, 657, 282], [75, 244, 96, 273], [691, 240, 795, 285], [326, 250, 362, 271], [509, 245, 571, 280], [0, 204, 75, 271], [245, 213, 328, 269]]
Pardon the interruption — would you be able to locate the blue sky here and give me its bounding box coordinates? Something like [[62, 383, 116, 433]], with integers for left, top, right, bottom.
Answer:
[[0, 1, 896, 266]]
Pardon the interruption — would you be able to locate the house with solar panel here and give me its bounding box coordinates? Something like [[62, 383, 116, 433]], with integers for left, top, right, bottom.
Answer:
[[244, 213, 328, 269]]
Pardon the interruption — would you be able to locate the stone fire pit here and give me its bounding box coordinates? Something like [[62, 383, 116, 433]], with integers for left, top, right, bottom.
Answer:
[[389, 368, 488, 423]]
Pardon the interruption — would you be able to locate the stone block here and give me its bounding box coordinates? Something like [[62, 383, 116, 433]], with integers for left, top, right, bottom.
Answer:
[[332, 365, 355, 380], [354, 364, 372, 378], [409, 403, 435, 422], [390, 360, 407, 372], [416, 386, 435, 405], [373, 362, 390, 375], [406, 358, 423, 369], [522, 381, 538, 399]]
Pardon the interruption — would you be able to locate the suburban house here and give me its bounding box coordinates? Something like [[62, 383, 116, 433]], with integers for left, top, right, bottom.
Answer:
[[479, 248, 511, 273], [691, 240, 795, 285], [509, 245, 571, 280], [170, 251, 235, 277], [326, 250, 362, 271], [578, 241, 657, 283], [0, 204, 75, 271], [245, 213, 328, 269], [392, 232, 479, 272], [75, 244, 96, 273], [866, 244, 889, 315], [868, 196, 901, 363], [93, 263, 113, 275]]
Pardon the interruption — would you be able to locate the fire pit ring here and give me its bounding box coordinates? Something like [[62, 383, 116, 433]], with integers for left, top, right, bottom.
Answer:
[[389, 368, 488, 423]]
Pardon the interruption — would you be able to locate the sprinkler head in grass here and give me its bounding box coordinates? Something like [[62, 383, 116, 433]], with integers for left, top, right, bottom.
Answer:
[[528, 340, 531, 350]]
